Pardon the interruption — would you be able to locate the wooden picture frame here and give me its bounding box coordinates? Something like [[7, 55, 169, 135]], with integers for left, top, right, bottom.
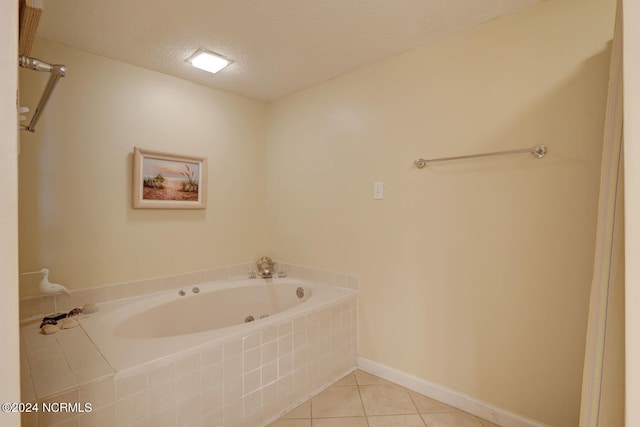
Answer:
[[132, 147, 207, 209]]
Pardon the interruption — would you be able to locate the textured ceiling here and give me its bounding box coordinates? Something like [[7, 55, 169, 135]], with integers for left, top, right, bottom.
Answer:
[[38, 0, 541, 102]]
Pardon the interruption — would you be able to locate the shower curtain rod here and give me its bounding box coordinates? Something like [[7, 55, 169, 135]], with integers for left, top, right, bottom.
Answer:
[[19, 55, 66, 133], [414, 144, 547, 168]]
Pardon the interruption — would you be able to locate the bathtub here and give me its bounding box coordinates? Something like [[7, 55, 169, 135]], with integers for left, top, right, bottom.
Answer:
[[80, 277, 357, 376], [21, 273, 357, 426]]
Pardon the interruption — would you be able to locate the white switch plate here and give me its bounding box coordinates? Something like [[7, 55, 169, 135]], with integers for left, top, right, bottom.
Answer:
[[373, 182, 383, 200]]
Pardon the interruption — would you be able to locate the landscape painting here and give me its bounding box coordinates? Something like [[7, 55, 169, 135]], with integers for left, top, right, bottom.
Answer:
[[133, 147, 207, 209]]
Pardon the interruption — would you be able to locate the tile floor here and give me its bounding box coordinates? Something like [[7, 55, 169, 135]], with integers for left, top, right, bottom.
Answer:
[[268, 370, 499, 427]]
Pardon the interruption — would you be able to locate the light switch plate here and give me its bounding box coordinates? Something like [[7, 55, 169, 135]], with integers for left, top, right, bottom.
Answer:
[[373, 182, 383, 200]]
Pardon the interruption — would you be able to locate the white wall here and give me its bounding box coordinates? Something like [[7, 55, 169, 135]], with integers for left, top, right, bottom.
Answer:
[[267, 0, 615, 425], [0, 0, 22, 425], [18, 39, 269, 296], [623, 1, 640, 425]]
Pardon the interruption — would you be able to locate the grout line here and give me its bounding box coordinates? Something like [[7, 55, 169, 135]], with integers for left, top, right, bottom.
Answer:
[[280, 369, 480, 426], [354, 375, 370, 426], [403, 386, 428, 426], [404, 386, 430, 426], [312, 415, 366, 418]]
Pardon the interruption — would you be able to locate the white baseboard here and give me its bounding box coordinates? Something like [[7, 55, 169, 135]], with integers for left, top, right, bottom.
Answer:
[[357, 357, 550, 427]]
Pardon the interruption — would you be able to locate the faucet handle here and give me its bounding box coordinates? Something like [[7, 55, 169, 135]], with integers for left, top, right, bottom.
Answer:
[[248, 270, 257, 279]]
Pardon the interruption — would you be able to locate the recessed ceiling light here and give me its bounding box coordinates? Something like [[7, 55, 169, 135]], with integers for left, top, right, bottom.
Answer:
[[186, 49, 232, 74]]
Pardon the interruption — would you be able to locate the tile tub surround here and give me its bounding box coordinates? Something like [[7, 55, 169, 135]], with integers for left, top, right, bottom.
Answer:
[[268, 370, 500, 427], [20, 293, 358, 426], [81, 278, 356, 375], [20, 323, 113, 402], [19, 261, 360, 322]]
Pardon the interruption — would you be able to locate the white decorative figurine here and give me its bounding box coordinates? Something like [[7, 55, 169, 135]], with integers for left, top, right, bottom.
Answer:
[[21, 268, 71, 295]]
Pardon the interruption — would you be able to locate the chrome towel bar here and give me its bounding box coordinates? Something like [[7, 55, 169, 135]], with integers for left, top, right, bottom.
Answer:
[[19, 55, 67, 133], [414, 144, 547, 169]]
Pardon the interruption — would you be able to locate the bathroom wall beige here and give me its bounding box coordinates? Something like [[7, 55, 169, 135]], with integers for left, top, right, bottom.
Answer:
[[623, 0, 640, 424], [16, 0, 617, 425], [1, 0, 21, 424], [18, 39, 268, 296], [266, 0, 615, 425]]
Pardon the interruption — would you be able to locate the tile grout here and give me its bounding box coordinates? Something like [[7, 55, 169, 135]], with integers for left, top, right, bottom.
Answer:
[[271, 369, 500, 426], [354, 383, 371, 427], [354, 371, 425, 425]]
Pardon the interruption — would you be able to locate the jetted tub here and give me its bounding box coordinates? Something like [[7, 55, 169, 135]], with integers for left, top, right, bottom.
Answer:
[[80, 277, 356, 376], [114, 282, 311, 338]]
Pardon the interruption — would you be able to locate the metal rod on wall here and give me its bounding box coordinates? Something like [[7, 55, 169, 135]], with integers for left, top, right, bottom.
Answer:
[[414, 144, 547, 169], [19, 55, 67, 133]]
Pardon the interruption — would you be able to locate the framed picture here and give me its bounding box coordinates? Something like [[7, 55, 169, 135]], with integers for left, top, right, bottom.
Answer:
[[132, 147, 207, 209]]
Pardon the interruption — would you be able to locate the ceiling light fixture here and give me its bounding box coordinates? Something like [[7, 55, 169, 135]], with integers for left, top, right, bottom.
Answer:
[[186, 49, 231, 74]]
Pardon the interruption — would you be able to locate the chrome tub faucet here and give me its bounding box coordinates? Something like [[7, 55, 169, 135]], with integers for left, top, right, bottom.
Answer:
[[256, 256, 276, 279]]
